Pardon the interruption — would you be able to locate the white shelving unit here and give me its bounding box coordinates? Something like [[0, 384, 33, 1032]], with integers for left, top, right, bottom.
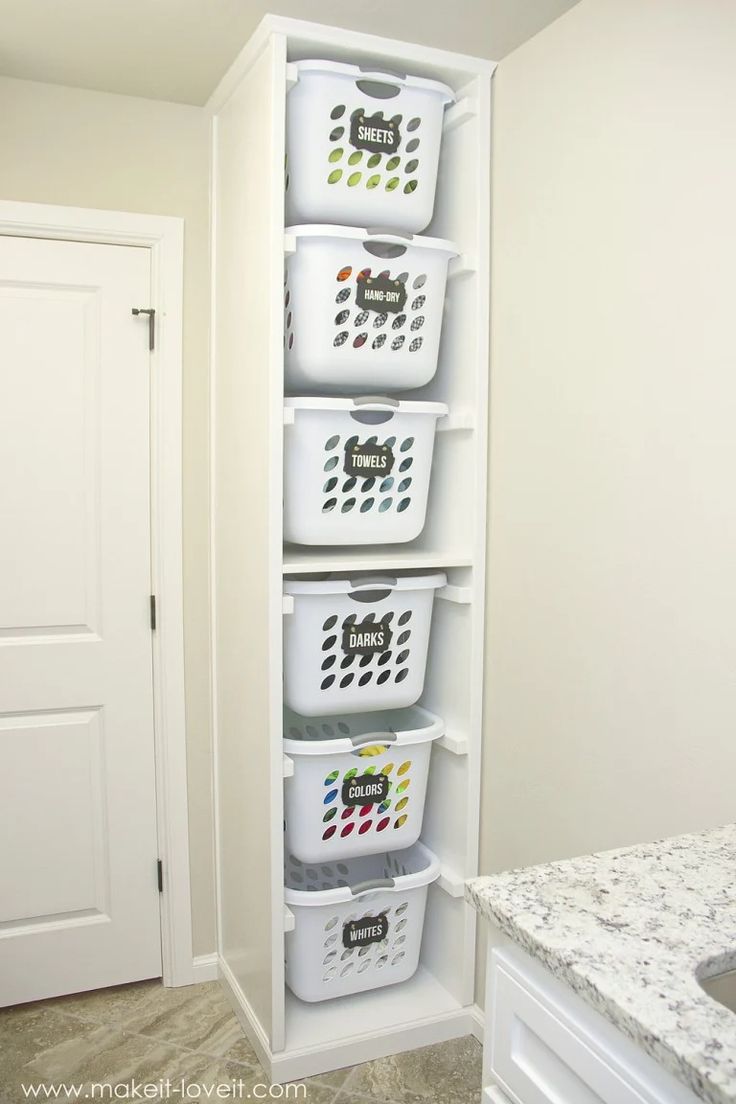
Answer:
[[209, 14, 494, 1083]]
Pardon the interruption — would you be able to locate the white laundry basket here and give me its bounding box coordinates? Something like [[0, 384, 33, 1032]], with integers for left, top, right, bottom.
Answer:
[[283, 706, 443, 863], [284, 226, 457, 393], [284, 397, 447, 546], [285, 60, 453, 233], [283, 571, 445, 717], [285, 841, 440, 1002]]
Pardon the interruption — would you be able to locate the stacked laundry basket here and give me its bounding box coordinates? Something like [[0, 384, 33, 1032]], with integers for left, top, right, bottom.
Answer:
[[282, 59, 456, 1003]]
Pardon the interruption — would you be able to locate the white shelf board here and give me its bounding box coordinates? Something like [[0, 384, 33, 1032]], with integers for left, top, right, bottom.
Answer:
[[282, 544, 473, 575], [283, 966, 466, 1054]]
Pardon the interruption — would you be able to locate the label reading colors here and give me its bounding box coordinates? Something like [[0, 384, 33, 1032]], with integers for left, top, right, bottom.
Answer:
[[341, 772, 391, 807]]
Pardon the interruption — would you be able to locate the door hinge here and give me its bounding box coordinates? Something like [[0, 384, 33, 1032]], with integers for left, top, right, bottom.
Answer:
[[132, 307, 156, 351], [157, 859, 164, 893], [150, 594, 157, 630]]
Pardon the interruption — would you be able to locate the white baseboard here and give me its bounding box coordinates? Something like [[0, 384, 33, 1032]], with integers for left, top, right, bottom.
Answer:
[[470, 1002, 485, 1042], [218, 953, 478, 1083], [483, 1087, 512, 1103], [192, 953, 219, 983]]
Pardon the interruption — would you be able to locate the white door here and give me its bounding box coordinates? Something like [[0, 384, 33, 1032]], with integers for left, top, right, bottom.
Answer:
[[0, 235, 161, 1005]]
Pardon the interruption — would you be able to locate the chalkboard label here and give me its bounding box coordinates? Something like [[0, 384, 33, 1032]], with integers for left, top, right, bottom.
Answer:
[[356, 274, 407, 314], [344, 441, 395, 478], [343, 913, 389, 949], [349, 112, 400, 155], [342, 617, 393, 656], [341, 772, 391, 807]]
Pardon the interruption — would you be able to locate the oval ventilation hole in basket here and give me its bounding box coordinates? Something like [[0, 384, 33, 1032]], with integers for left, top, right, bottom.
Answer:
[[320, 435, 414, 515], [325, 109, 426, 192], [283, 277, 294, 351], [315, 613, 414, 703]]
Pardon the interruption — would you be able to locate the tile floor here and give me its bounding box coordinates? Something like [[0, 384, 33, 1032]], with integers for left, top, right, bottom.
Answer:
[[0, 979, 482, 1104]]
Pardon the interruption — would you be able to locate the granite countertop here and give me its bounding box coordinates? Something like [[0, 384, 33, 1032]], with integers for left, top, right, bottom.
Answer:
[[466, 824, 736, 1104]]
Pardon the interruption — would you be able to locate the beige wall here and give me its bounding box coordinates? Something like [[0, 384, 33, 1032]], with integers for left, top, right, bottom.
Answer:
[[482, 0, 736, 888], [0, 76, 216, 956]]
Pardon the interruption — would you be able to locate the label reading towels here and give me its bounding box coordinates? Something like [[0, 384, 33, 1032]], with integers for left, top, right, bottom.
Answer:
[[343, 441, 395, 478]]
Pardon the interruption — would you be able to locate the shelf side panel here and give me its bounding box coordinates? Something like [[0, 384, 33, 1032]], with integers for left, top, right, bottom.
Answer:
[[212, 35, 285, 1049]]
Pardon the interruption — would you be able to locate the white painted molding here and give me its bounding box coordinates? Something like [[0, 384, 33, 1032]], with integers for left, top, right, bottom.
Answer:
[[192, 953, 219, 983], [0, 200, 192, 989], [218, 954, 274, 1075], [207, 13, 496, 113], [483, 1087, 513, 1104], [219, 951, 479, 1084], [470, 1002, 485, 1043]]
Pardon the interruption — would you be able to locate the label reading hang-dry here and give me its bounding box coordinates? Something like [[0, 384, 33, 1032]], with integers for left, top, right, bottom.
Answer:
[[343, 913, 389, 949], [341, 772, 391, 807], [349, 112, 400, 155], [342, 617, 393, 656], [356, 274, 407, 314], [343, 441, 395, 479]]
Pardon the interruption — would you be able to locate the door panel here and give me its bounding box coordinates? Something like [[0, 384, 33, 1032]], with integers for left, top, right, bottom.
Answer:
[[0, 235, 161, 1005], [0, 710, 106, 925], [0, 285, 100, 635]]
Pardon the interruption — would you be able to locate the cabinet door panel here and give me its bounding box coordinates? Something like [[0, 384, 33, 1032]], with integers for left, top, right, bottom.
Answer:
[[487, 949, 699, 1104]]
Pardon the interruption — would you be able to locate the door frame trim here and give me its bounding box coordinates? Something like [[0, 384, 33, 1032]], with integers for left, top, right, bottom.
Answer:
[[0, 200, 193, 987]]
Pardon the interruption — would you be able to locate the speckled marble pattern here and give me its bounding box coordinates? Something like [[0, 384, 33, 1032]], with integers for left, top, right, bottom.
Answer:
[[467, 823, 736, 1104], [0, 978, 481, 1104]]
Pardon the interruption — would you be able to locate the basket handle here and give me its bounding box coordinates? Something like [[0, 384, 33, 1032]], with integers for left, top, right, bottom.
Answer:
[[348, 574, 398, 589], [350, 877, 396, 896], [365, 228, 414, 241], [350, 731, 397, 747], [357, 64, 408, 82], [352, 396, 400, 408]]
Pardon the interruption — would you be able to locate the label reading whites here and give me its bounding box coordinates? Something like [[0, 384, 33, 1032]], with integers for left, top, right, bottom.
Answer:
[[341, 772, 391, 807], [349, 112, 400, 155], [342, 617, 393, 656], [356, 274, 407, 315], [343, 913, 389, 949], [344, 441, 395, 478]]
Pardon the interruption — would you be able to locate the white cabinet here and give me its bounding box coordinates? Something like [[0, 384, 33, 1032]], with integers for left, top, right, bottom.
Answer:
[[209, 14, 494, 1085], [485, 947, 700, 1104]]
